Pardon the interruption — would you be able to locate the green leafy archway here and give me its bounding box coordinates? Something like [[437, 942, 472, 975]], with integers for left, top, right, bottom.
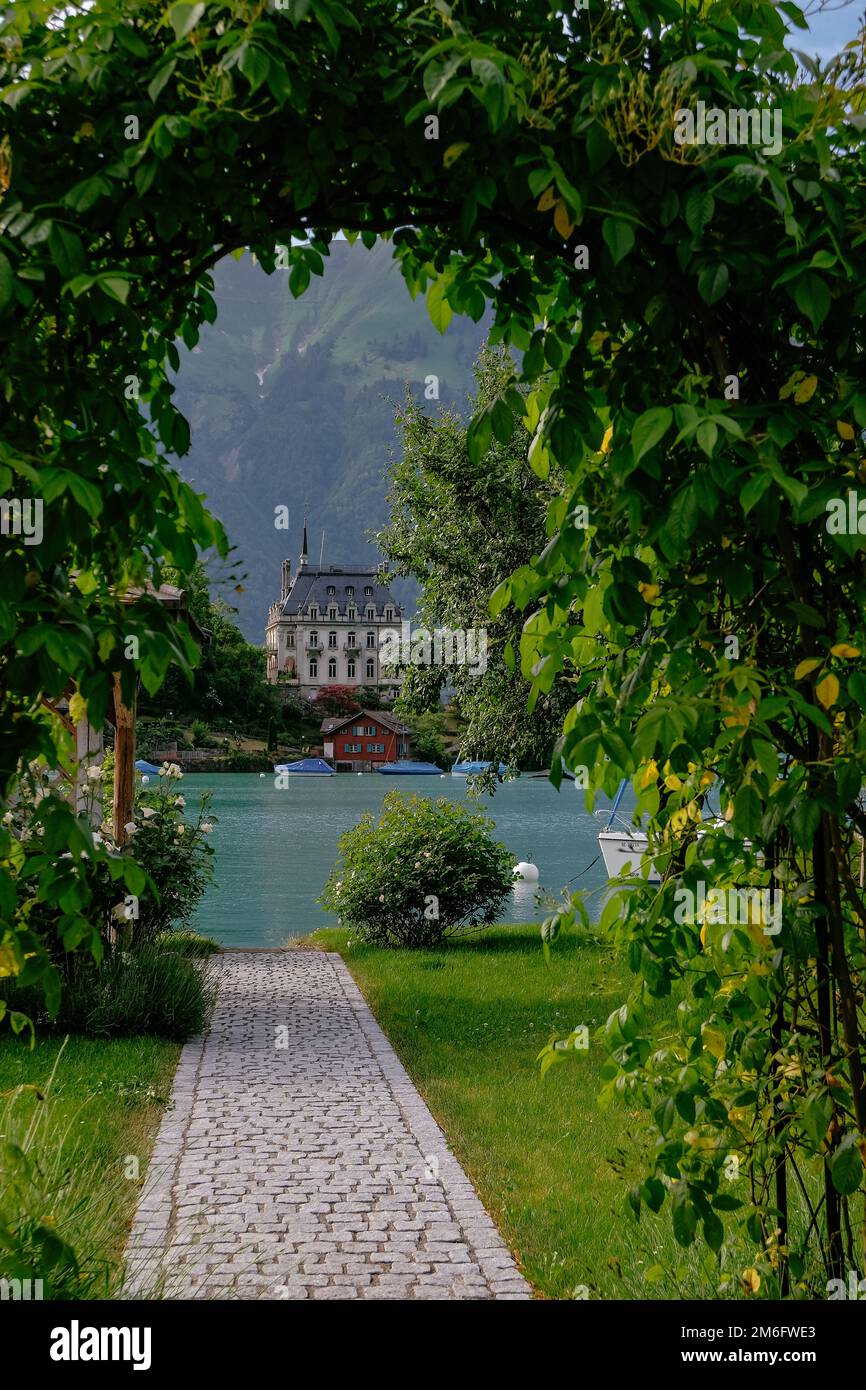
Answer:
[[2, 0, 866, 1294]]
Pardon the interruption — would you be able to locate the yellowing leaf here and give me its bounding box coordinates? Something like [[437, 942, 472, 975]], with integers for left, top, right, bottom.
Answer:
[[600, 424, 613, 453], [794, 374, 818, 404], [779, 370, 806, 400], [702, 1025, 726, 1060], [443, 142, 470, 168], [741, 1267, 761, 1294], [553, 200, 575, 239], [837, 419, 855, 440], [816, 672, 840, 709], [664, 773, 682, 791], [638, 759, 658, 790], [830, 643, 861, 658], [638, 581, 660, 603], [0, 944, 19, 978], [794, 657, 822, 680], [68, 692, 87, 724], [536, 186, 557, 212]]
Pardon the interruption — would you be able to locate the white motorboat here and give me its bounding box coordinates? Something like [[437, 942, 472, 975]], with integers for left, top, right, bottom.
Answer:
[[595, 780, 749, 884], [598, 827, 661, 883]]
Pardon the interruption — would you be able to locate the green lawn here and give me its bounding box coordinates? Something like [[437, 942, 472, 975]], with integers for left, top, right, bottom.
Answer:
[[312, 923, 701, 1300], [0, 1035, 179, 1298]]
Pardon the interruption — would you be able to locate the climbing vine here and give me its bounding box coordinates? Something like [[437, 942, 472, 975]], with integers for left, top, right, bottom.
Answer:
[[1, 0, 865, 1293]]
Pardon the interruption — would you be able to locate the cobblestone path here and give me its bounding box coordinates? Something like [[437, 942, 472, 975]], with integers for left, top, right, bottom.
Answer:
[[125, 951, 531, 1300]]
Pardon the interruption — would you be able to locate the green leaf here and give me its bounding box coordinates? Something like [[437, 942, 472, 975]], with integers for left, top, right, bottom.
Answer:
[[602, 217, 635, 266], [696, 420, 718, 457], [289, 259, 310, 298], [686, 187, 714, 237], [739, 471, 772, 515], [97, 275, 131, 304], [829, 1134, 864, 1195], [489, 578, 512, 618], [64, 176, 110, 213], [147, 60, 177, 103], [631, 407, 673, 465], [466, 407, 492, 463], [793, 271, 831, 330], [67, 474, 103, 518], [697, 263, 729, 306], [239, 44, 271, 93], [169, 2, 206, 40], [426, 278, 453, 334], [48, 225, 85, 279], [0, 251, 14, 311]]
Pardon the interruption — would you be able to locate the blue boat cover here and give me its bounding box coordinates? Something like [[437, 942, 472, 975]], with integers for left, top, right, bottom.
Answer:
[[273, 757, 336, 775], [452, 760, 506, 775], [134, 760, 162, 774], [377, 760, 444, 775]]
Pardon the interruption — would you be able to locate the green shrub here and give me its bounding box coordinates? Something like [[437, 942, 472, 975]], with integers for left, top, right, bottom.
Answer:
[[320, 791, 514, 947], [154, 930, 222, 957], [1, 946, 214, 1041]]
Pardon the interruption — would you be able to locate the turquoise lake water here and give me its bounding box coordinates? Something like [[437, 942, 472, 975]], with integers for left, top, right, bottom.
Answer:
[[181, 772, 620, 948]]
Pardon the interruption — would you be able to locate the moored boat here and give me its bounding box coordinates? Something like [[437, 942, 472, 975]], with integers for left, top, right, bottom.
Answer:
[[451, 760, 506, 777], [376, 760, 444, 775], [273, 757, 335, 776]]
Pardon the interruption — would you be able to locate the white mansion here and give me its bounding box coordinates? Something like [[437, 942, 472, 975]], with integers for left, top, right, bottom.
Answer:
[[265, 528, 404, 701]]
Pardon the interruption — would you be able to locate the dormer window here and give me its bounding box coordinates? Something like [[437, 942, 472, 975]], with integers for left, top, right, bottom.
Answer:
[[346, 586, 354, 597], [328, 606, 337, 619], [309, 605, 318, 619], [364, 586, 373, 596], [366, 606, 375, 619], [326, 585, 336, 596], [385, 607, 394, 620], [347, 605, 356, 620]]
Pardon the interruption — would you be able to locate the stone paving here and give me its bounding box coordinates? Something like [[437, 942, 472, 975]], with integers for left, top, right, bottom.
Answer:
[[125, 950, 531, 1300]]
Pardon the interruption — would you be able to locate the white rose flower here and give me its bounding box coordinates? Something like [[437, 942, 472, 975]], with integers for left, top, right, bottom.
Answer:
[[124, 822, 136, 835], [176, 824, 186, 836], [141, 806, 156, 819], [201, 822, 213, 833], [86, 765, 102, 781], [174, 796, 186, 808], [141, 775, 150, 784], [2, 811, 13, 826]]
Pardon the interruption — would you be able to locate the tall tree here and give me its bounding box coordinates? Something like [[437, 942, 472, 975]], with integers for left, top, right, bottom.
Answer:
[[379, 348, 572, 771]]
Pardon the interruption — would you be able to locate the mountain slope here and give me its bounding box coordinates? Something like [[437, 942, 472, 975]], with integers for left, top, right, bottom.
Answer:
[[171, 241, 489, 638]]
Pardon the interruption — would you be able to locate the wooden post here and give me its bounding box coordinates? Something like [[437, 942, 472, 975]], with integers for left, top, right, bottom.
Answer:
[[112, 673, 136, 846]]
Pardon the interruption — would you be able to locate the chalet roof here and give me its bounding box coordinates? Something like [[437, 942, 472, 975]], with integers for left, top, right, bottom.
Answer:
[[320, 709, 411, 735], [277, 567, 402, 618]]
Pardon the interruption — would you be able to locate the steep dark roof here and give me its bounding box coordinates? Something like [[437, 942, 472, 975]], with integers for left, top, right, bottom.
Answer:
[[320, 709, 411, 735], [278, 567, 402, 618]]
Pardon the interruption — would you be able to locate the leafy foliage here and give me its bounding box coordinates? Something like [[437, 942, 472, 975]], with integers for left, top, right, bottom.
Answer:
[[320, 790, 514, 947], [380, 348, 574, 772], [2, 0, 866, 1292]]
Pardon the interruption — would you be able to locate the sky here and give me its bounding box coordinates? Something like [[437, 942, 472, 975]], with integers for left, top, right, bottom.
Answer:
[[802, 1, 864, 58]]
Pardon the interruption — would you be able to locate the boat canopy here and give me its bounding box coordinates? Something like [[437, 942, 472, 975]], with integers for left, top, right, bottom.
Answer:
[[273, 757, 336, 775], [376, 760, 444, 775], [134, 759, 161, 774], [451, 760, 506, 776]]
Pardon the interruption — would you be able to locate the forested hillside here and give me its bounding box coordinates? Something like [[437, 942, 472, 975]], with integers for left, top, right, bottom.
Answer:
[[171, 240, 489, 637]]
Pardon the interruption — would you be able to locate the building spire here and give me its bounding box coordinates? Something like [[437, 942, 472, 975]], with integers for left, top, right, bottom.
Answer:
[[299, 518, 308, 570]]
